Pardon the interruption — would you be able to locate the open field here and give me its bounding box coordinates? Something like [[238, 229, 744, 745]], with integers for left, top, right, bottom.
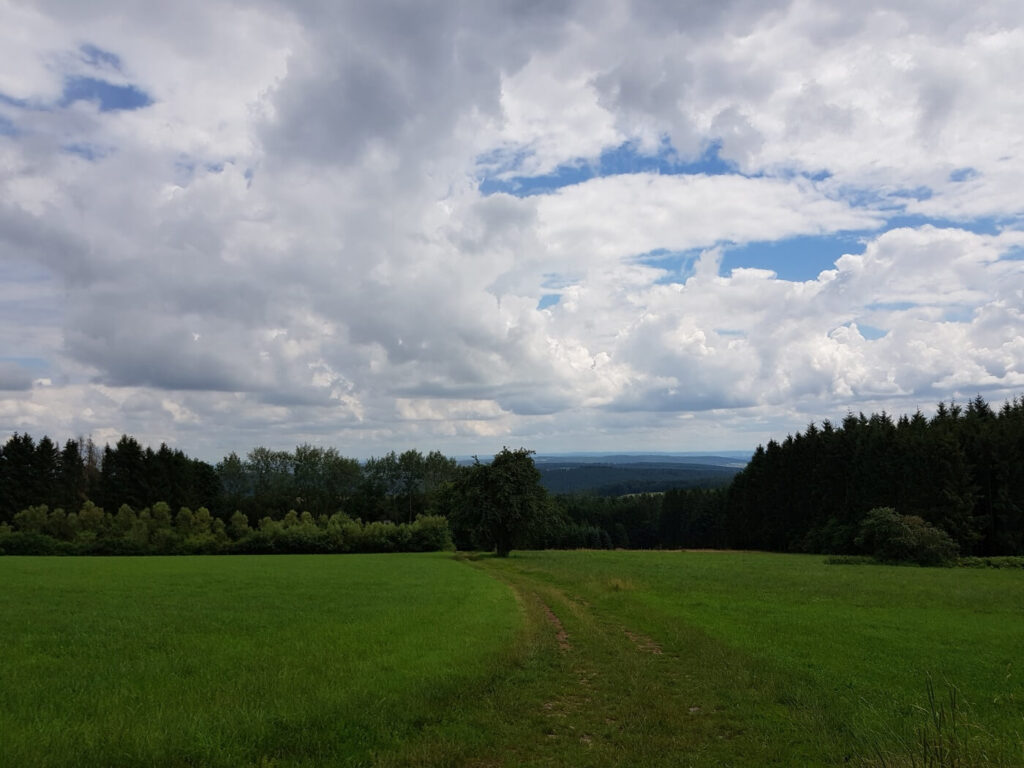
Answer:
[[468, 551, 1024, 766], [2, 551, 1023, 766], [0, 554, 517, 767]]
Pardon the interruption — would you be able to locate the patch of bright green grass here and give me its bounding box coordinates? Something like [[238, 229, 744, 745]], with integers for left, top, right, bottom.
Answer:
[[0, 554, 517, 768]]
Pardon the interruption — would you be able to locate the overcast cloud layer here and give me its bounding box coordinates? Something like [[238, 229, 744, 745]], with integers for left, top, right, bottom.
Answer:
[[1, 0, 1022, 460]]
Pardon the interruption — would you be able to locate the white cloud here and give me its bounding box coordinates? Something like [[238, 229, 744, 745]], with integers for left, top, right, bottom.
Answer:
[[0, 1, 1022, 460], [535, 173, 880, 263]]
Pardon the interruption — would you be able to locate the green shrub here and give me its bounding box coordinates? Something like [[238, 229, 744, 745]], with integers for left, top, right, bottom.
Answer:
[[408, 515, 453, 552], [359, 521, 400, 552], [2, 506, 453, 557], [957, 556, 1024, 569], [0, 531, 72, 555], [856, 507, 959, 567], [12, 505, 50, 534]]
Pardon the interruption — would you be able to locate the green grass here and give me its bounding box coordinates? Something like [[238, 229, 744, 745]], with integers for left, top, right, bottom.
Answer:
[[460, 550, 1024, 766], [2, 551, 1023, 767], [0, 554, 517, 767]]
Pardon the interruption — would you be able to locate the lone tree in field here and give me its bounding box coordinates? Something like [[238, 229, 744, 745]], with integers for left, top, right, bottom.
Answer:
[[455, 447, 548, 557]]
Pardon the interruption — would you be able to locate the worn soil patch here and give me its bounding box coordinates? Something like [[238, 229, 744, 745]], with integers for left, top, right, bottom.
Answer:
[[624, 629, 663, 654], [540, 600, 571, 651]]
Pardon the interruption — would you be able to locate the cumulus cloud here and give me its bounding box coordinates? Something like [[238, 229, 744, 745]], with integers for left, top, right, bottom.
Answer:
[[0, 0, 1022, 459]]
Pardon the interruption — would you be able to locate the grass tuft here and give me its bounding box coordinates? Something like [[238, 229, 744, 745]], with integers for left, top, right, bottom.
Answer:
[[605, 576, 635, 591], [866, 675, 1004, 767]]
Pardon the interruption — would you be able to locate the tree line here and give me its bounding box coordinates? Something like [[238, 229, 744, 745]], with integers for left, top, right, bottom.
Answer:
[[0, 436, 459, 528], [0, 437, 463, 555], [725, 395, 1024, 557], [0, 434, 726, 555], [3, 393, 1022, 558]]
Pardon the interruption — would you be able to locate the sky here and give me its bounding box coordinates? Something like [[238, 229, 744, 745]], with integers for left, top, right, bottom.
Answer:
[[1, 0, 1023, 462]]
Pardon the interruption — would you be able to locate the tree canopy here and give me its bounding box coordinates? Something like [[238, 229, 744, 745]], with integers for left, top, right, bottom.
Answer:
[[452, 448, 551, 557]]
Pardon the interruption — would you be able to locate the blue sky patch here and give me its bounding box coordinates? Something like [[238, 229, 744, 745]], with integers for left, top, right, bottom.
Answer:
[[80, 44, 123, 71], [857, 324, 888, 340], [537, 294, 561, 310], [867, 301, 918, 312], [718, 214, 1013, 284], [60, 76, 152, 112], [884, 214, 1002, 234], [0, 92, 29, 109], [720, 232, 867, 282], [943, 307, 976, 323], [889, 185, 933, 202], [479, 139, 735, 197], [949, 167, 979, 183]]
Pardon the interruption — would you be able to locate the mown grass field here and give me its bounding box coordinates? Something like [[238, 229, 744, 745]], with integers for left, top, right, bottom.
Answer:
[[2, 551, 1022, 767], [0, 554, 517, 767], [468, 551, 1024, 766]]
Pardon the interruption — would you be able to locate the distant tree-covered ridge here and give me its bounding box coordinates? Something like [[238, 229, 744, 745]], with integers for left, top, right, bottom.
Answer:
[[536, 461, 738, 496], [3, 394, 1023, 558], [0, 434, 728, 555]]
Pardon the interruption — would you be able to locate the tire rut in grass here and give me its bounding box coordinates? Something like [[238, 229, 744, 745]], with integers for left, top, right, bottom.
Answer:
[[539, 599, 571, 651], [534, 594, 603, 750], [472, 570, 752, 764], [624, 628, 663, 655]]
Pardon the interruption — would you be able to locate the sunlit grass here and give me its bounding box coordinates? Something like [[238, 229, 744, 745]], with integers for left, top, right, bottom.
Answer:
[[3, 551, 1022, 767], [0, 554, 517, 768], [464, 551, 1024, 766]]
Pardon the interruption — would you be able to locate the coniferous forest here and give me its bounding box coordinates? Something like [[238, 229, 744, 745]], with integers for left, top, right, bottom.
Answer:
[[728, 395, 1024, 557], [1, 394, 1023, 558]]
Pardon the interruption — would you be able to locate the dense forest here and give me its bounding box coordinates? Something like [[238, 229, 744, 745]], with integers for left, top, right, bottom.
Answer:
[[1, 394, 1022, 558], [727, 395, 1024, 557]]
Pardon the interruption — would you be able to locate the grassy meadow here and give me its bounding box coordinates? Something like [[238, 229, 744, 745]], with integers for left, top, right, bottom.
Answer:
[[2, 551, 1022, 766], [471, 551, 1024, 766], [0, 554, 517, 767]]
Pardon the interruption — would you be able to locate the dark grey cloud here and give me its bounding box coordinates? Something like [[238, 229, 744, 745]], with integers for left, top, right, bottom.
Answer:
[[262, 0, 581, 168], [0, 362, 34, 391], [630, 0, 790, 37], [65, 318, 249, 392], [0, 202, 94, 285]]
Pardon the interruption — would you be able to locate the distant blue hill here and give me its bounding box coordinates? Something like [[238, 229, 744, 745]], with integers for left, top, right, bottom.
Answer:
[[533, 452, 751, 467], [526, 452, 750, 496], [457, 451, 750, 465]]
